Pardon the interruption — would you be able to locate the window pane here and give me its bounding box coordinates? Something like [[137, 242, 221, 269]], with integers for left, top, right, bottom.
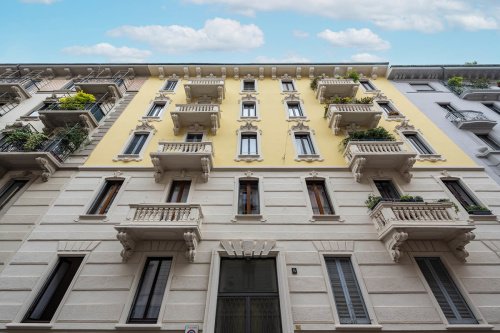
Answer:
[[147, 103, 164, 117], [307, 181, 334, 215], [416, 257, 477, 324], [442, 180, 478, 208], [124, 134, 148, 155], [238, 180, 259, 214], [288, 102, 303, 117], [167, 181, 191, 203], [282, 81, 294, 91], [241, 134, 257, 155], [24, 257, 84, 323], [476, 134, 500, 150], [374, 180, 400, 200], [411, 83, 434, 91], [129, 257, 172, 323], [325, 257, 370, 325], [295, 134, 315, 155], [243, 81, 255, 91], [0, 179, 28, 211], [361, 81, 375, 91], [242, 102, 256, 117], [404, 133, 433, 154], [163, 80, 177, 91], [186, 133, 203, 142], [87, 180, 123, 215]]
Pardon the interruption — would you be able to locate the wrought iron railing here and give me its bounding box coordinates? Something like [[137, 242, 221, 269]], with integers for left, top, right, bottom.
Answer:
[[445, 110, 492, 123], [42, 93, 114, 122], [0, 70, 46, 93], [74, 69, 132, 91]]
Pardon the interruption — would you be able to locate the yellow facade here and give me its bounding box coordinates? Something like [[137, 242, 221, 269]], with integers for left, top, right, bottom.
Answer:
[[84, 76, 476, 168]]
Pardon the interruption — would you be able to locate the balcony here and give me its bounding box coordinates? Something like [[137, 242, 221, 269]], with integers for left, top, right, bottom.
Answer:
[[73, 70, 131, 99], [344, 141, 417, 182], [171, 104, 220, 135], [150, 141, 213, 182], [0, 125, 75, 181], [0, 92, 19, 116], [445, 110, 497, 133], [316, 78, 359, 103], [115, 204, 203, 262], [184, 78, 225, 103], [0, 70, 46, 101], [370, 201, 476, 262], [327, 104, 382, 135]]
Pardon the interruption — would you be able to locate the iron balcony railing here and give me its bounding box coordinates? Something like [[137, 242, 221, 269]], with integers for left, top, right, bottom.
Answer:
[[0, 70, 45, 93], [74, 69, 132, 91], [445, 110, 492, 123], [0, 92, 19, 116], [42, 93, 114, 122]]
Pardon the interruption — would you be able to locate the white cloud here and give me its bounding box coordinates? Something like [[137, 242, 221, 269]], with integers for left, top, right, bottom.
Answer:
[[62, 43, 151, 62], [108, 18, 264, 53], [348, 53, 386, 62], [255, 55, 311, 63], [20, 0, 57, 3], [446, 15, 498, 30], [318, 28, 390, 50], [185, 0, 500, 33], [293, 30, 309, 38]]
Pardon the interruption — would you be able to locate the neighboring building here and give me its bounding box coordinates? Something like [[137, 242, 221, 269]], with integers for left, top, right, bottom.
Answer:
[[0, 63, 499, 333], [388, 65, 500, 184]]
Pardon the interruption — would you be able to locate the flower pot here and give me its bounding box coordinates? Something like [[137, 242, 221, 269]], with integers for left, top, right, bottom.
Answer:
[[468, 210, 492, 215]]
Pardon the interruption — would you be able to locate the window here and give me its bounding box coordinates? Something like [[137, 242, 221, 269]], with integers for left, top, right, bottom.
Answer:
[[124, 133, 148, 155], [295, 133, 316, 155], [128, 257, 172, 324], [241, 102, 256, 118], [361, 80, 375, 91], [162, 80, 177, 91], [287, 102, 304, 117], [483, 103, 500, 115], [281, 80, 295, 92], [325, 257, 370, 324], [242, 80, 255, 91], [476, 134, 500, 150], [186, 133, 203, 142], [215, 258, 281, 333], [146, 103, 165, 117], [167, 180, 190, 203], [374, 180, 400, 200], [23, 256, 84, 323], [442, 179, 479, 210], [438, 103, 457, 113], [87, 180, 123, 215], [411, 83, 435, 91], [0, 179, 28, 211], [377, 102, 400, 116], [240, 133, 258, 155], [404, 133, 433, 154], [416, 257, 477, 324], [238, 180, 259, 215], [307, 180, 334, 215], [27, 103, 51, 117]]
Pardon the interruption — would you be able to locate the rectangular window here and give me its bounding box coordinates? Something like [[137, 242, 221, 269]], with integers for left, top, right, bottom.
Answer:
[[241, 102, 256, 118], [476, 134, 500, 150], [287, 102, 304, 117], [295, 133, 316, 155], [163, 80, 177, 91], [186, 133, 203, 142], [442, 179, 478, 209], [404, 133, 433, 154], [325, 257, 370, 325], [281, 80, 295, 92], [307, 180, 334, 215], [128, 257, 172, 324], [374, 180, 400, 200], [240, 133, 258, 155], [87, 180, 123, 215], [483, 103, 500, 115], [0, 179, 28, 211], [438, 103, 457, 113], [243, 80, 255, 91], [416, 257, 477, 324], [167, 180, 191, 203], [28, 103, 51, 117], [23, 256, 84, 323], [215, 258, 281, 333], [377, 102, 399, 116], [124, 133, 148, 155], [146, 103, 165, 117], [238, 180, 259, 215], [411, 83, 435, 91], [361, 80, 375, 91]]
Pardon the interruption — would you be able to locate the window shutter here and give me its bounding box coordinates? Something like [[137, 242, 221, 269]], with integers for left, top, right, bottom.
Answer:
[[325, 258, 370, 324], [416, 258, 477, 324]]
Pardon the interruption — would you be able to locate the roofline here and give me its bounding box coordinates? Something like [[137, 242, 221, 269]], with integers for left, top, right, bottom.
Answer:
[[391, 64, 500, 68], [0, 62, 389, 66]]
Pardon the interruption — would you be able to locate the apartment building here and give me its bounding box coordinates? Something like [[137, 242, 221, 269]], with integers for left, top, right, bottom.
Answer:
[[0, 63, 499, 333]]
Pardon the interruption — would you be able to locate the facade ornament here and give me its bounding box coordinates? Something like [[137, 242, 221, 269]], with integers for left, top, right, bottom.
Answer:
[[386, 231, 409, 262], [352, 157, 366, 182], [200, 157, 211, 182], [184, 231, 198, 262], [151, 157, 163, 183], [221, 67, 226, 79], [158, 67, 164, 79], [290, 121, 310, 132], [183, 67, 189, 79], [154, 92, 171, 102], [309, 67, 315, 79], [234, 67, 239, 80], [296, 67, 301, 80], [244, 170, 254, 178], [239, 121, 259, 132], [259, 67, 264, 80], [46, 68, 55, 79], [220, 240, 276, 257], [271, 67, 276, 80], [308, 170, 319, 178], [283, 93, 301, 102], [195, 67, 201, 78], [448, 232, 475, 262], [135, 119, 156, 133], [113, 170, 123, 178], [395, 119, 415, 132], [35, 157, 55, 182], [117, 232, 136, 262], [441, 170, 451, 178], [127, 68, 135, 79]]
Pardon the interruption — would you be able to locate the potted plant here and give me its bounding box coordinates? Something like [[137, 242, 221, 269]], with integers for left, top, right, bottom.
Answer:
[[310, 77, 319, 91], [5, 128, 48, 151], [447, 76, 463, 87], [437, 198, 459, 212], [57, 124, 89, 152], [365, 194, 382, 210], [465, 205, 492, 215], [399, 195, 423, 202], [340, 127, 396, 150], [346, 71, 360, 82], [59, 91, 96, 110]]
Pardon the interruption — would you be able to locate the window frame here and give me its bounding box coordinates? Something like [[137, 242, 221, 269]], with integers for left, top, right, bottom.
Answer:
[[294, 132, 316, 156], [305, 179, 335, 216], [143, 101, 167, 120], [116, 130, 154, 161], [290, 127, 322, 161], [161, 79, 179, 92], [166, 179, 192, 203], [237, 179, 260, 216], [232, 175, 265, 220], [403, 132, 436, 155], [440, 177, 489, 215], [240, 100, 258, 119], [376, 100, 403, 119], [0, 176, 32, 216], [280, 79, 296, 93], [235, 125, 263, 162], [371, 179, 401, 200], [360, 79, 377, 92], [80, 176, 127, 218], [122, 132, 150, 155], [241, 79, 257, 92], [410, 83, 436, 92], [475, 133, 500, 151]]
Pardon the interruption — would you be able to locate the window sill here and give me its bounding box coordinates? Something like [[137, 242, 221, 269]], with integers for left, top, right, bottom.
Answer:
[[296, 154, 323, 162], [238, 117, 260, 122], [115, 324, 162, 330], [335, 324, 382, 330], [446, 324, 493, 330], [78, 214, 108, 222], [468, 213, 498, 222], [114, 154, 143, 162], [5, 323, 53, 329], [142, 116, 163, 122], [310, 214, 342, 222], [287, 116, 308, 122], [417, 154, 445, 162], [232, 214, 266, 222], [235, 155, 263, 162]]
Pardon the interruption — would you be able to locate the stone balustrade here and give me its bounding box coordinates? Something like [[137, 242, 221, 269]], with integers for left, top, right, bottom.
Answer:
[[186, 78, 225, 85], [129, 203, 203, 224], [175, 104, 219, 112], [157, 141, 213, 154], [319, 78, 356, 85], [344, 141, 405, 161]]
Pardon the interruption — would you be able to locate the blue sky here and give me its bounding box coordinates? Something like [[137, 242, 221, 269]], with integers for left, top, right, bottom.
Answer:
[[1, 0, 499, 64]]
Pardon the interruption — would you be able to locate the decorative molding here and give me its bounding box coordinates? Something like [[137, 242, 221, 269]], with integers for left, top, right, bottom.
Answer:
[[385, 231, 409, 262], [117, 231, 136, 262], [184, 231, 198, 262], [35, 157, 55, 182], [313, 240, 354, 252], [58, 241, 100, 252], [448, 232, 475, 262], [259, 67, 264, 80], [239, 121, 260, 133], [394, 119, 416, 132], [154, 92, 172, 102], [220, 240, 276, 257], [234, 67, 239, 80], [134, 120, 157, 133], [282, 93, 302, 103], [290, 121, 311, 133]]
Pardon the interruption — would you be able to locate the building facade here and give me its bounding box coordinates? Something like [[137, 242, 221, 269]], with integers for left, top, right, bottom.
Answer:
[[0, 63, 499, 333]]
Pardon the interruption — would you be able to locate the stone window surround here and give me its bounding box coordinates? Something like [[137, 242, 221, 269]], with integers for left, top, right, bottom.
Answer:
[[283, 94, 308, 121], [359, 78, 379, 93], [159, 77, 180, 93], [115, 122, 156, 162], [240, 77, 258, 93], [396, 121, 444, 162], [235, 122, 263, 162], [141, 98, 169, 121], [289, 122, 323, 162], [300, 173, 342, 222], [376, 99, 405, 121], [280, 77, 298, 93], [0, 172, 35, 216], [238, 94, 260, 121], [162, 175, 195, 203], [231, 173, 265, 222]]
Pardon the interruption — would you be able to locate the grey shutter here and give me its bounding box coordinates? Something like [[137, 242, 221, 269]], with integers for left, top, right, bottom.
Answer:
[[325, 258, 370, 324], [416, 257, 477, 324]]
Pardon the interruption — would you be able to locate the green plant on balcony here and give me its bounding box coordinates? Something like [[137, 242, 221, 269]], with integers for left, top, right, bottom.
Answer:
[[399, 195, 424, 202], [365, 194, 382, 210], [56, 124, 88, 151], [355, 97, 374, 104], [470, 78, 490, 89], [59, 91, 96, 110], [447, 76, 463, 87], [5, 128, 48, 151], [465, 205, 491, 215], [340, 126, 395, 150], [310, 77, 319, 91], [346, 71, 360, 82]]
